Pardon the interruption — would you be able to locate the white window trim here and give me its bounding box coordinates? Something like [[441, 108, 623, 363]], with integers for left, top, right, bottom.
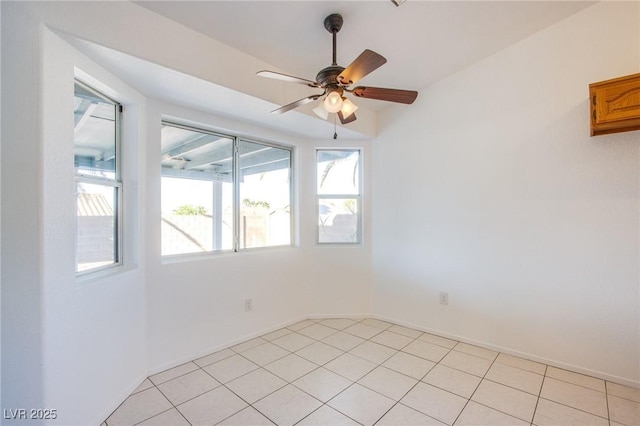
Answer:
[[74, 79, 124, 277], [160, 120, 295, 259], [315, 148, 363, 245]]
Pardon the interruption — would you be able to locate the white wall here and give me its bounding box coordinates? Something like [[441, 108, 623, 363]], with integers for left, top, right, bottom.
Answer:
[[3, 1, 638, 425], [1, 0, 4, 414], [1, 2, 373, 425], [40, 28, 148, 425], [1, 2, 46, 416], [143, 102, 372, 373], [305, 144, 373, 318], [372, 1, 640, 386]]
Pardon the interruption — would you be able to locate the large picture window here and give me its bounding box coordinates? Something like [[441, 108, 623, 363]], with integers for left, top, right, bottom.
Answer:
[[161, 122, 292, 256], [316, 149, 362, 244], [74, 80, 122, 274]]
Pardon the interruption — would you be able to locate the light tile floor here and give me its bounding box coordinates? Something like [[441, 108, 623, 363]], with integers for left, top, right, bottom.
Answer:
[[104, 318, 640, 426]]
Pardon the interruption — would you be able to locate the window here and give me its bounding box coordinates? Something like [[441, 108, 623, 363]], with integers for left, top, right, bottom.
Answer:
[[74, 80, 122, 274], [238, 140, 292, 249], [161, 122, 292, 256], [316, 149, 361, 244]]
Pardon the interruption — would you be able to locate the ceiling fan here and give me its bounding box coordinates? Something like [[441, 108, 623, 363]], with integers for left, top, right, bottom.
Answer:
[[257, 13, 418, 127]]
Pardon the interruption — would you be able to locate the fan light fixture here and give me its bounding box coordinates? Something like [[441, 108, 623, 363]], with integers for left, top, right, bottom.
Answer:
[[323, 90, 343, 113], [257, 12, 418, 134], [313, 103, 329, 120], [313, 94, 358, 120], [340, 97, 358, 118]]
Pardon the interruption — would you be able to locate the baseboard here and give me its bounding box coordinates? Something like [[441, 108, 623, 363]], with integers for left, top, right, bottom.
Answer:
[[147, 314, 309, 376], [372, 314, 640, 390], [96, 372, 148, 425], [98, 308, 640, 425], [101, 314, 362, 423], [146, 312, 639, 390], [307, 312, 371, 320]]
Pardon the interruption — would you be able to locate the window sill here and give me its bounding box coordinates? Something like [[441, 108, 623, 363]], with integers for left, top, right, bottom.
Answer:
[[160, 244, 297, 265], [75, 262, 137, 285]]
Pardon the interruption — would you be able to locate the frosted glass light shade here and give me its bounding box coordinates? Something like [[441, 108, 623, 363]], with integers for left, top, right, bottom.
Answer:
[[340, 98, 358, 118], [313, 103, 329, 120], [324, 91, 343, 113]]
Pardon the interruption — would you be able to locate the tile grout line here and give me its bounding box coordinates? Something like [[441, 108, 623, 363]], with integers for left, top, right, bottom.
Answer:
[[479, 375, 543, 397], [383, 333, 457, 422], [540, 369, 612, 420], [214, 324, 345, 425], [292, 401, 364, 426], [604, 381, 611, 424], [297, 321, 428, 425], [467, 359, 609, 426], [605, 381, 640, 404], [128, 378, 188, 426], [431, 348, 609, 424], [535, 396, 611, 422], [144, 383, 192, 426], [371, 344, 455, 425], [245, 357, 346, 425], [205, 340, 321, 426], [108, 322, 401, 424], [214, 381, 273, 425], [322, 331, 618, 424], [450, 352, 500, 426], [543, 373, 609, 394], [521, 363, 613, 424], [104, 382, 176, 426], [253, 320, 507, 424], [174, 355, 263, 424], [105, 318, 638, 425], [161, 361, 246, 425], [148, 364, 199, 387], [528, 364, 548, 426]]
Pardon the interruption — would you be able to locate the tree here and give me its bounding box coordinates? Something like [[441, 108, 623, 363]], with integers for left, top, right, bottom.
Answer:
[[173, 204, 206, 215]]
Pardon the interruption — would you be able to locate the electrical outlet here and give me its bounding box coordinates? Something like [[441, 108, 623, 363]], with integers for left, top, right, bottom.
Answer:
[[439, 292, 449, 305], [244, 298, 253, 312]]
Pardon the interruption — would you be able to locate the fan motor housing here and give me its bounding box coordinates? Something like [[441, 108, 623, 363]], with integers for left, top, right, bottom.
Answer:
[[316, 65, 345, 88]]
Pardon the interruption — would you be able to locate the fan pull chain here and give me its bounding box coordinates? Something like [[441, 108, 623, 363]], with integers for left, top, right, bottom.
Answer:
[[333, 115, 338, 139]]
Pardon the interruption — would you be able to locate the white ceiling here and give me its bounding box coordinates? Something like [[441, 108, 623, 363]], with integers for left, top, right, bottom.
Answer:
[[67, 1, 595, 139], [135, 0, 594, 112]]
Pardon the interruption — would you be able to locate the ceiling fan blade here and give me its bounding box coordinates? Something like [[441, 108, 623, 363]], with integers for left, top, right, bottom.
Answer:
[[337, 111, 357, 124], [257, 70, 320, 88], [338, 50, 387, 85], [271, 94, 323, 114], [351, 86, 418, 104]]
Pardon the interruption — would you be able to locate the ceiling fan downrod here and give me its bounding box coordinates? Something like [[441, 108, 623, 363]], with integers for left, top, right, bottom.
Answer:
[[315, 14, 346, 91], [324, 13, 343, 66]]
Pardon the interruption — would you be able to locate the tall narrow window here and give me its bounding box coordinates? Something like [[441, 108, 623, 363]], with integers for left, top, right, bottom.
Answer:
[[74, 80, 122, 274], [316, 149, 361, 244], [239, 140, 292, 249], [161, 122, 292, 256]]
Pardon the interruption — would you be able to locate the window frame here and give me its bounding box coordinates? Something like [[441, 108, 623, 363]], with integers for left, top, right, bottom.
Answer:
[[237, 138, 295, 252], [161, 121, 236, 256], [74, 79, 123, 276], [160, 121, 294, 258], [315, 148, 363, 245]]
